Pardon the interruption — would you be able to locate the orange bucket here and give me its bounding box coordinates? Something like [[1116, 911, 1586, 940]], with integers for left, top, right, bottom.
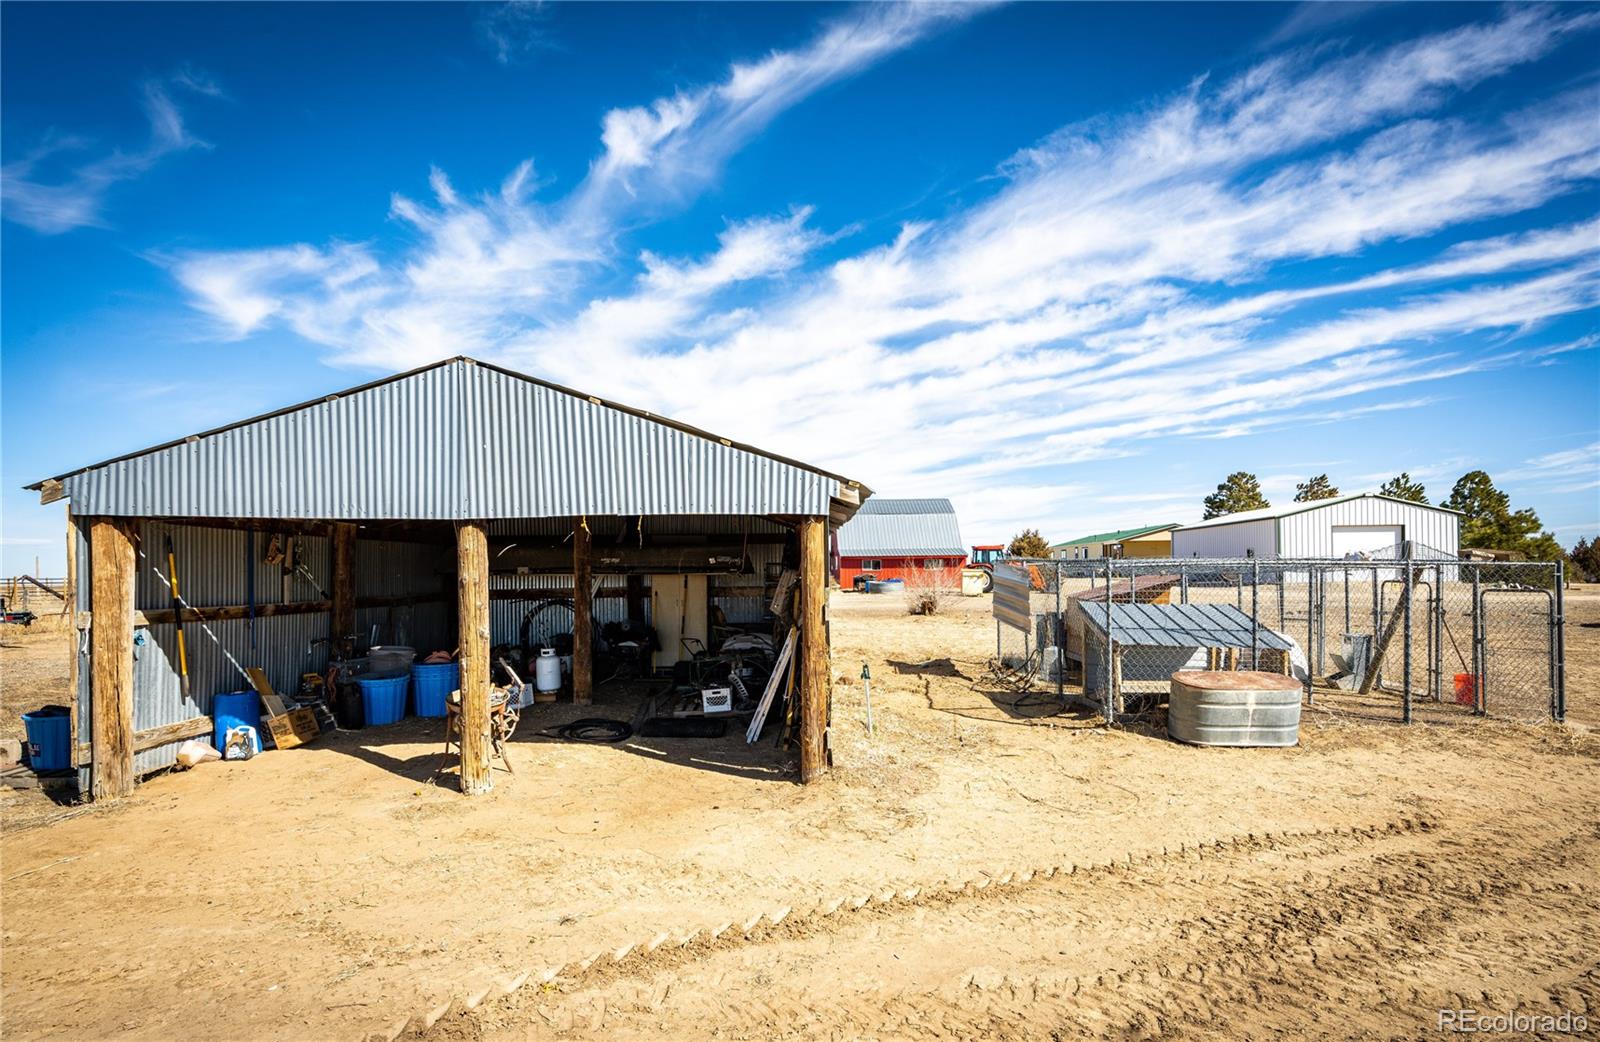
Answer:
[[1453, 673, 1478, 706]]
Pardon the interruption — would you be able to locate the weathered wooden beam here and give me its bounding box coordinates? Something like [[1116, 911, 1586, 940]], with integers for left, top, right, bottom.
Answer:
[[75, 715, 214, 766], [89, 518, 136, 800], [572, 518, 593, 704], [331, 523, 357, 641], [65, 510, 80, 773], [134, 591, 450, 626], [798, 516, 829, 783], [139, 599, 331, 625], [457, 522, 492, 795], [144, 516, 335, 538]]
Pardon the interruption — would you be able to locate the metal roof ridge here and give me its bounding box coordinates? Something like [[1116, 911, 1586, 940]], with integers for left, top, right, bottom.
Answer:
[[1051, 522, 1180, 547], [26, 355, 871, 502]]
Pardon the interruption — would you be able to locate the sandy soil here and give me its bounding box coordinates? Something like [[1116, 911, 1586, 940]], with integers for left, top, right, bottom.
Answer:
[[1, 591, 1596, 1042], [0, 607, 72, 746]]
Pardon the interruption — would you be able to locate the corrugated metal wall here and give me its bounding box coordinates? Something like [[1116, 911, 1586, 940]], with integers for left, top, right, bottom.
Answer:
[[60, 360, 839, 519], [77, 523, 460, 780], [1171, 518, 1278, 558], [355, 537, 453, 652], [1278, 499, 1461, 558], [72, 520, 339, 776]]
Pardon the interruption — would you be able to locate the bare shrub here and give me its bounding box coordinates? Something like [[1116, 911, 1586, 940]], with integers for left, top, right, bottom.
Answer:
[[904, 570, 957, 616]]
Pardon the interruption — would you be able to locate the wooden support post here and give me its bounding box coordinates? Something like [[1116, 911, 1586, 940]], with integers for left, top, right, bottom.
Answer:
[[65, 509, 80, 773], [572, 518, 593, 704], [798, 516, 829, 783], [89, 518, 136, 800], [456, 522, 492, 795], [330, 522, 357, 643], [1112, 644, 1124, 715]]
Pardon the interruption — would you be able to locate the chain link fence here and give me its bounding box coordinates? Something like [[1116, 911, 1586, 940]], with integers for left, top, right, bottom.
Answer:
[[989, 550, 1565, 728]]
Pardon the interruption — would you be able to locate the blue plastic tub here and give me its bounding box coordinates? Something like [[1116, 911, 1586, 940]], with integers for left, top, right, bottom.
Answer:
[[212, 690, 262, 754], [22, 706, 71, 772], [358, 674, 409, 727], [411, 662, 459, 718]]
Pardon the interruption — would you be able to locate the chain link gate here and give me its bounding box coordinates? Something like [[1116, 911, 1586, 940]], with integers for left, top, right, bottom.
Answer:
[[989, 552, 1566, 727]]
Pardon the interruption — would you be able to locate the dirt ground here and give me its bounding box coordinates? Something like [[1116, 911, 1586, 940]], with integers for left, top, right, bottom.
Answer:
[[0, 603, 72, 747], [2, 590, 1597, 1042]]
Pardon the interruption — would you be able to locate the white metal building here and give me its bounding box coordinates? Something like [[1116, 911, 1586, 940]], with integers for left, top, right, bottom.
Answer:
[[1171, 494, 1461, 560]]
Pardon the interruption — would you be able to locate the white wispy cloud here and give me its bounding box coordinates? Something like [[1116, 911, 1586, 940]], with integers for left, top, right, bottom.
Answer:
[[1499, 440, 1600, 495], [169, 2, 973, 367], [165, 7, 1598, 543], [2, 69, 222, 234], [476, 1, 555, 66]]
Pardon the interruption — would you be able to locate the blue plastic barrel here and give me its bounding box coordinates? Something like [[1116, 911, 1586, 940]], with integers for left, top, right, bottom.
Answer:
[[358, 674, 409, 726], [410, 662, 459, 718], [21, 706, 71, 772], [212, 690, 262, 754]]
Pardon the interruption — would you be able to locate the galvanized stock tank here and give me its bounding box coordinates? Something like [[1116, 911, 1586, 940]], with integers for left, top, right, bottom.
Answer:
[[1168, 670, 1303, 747]]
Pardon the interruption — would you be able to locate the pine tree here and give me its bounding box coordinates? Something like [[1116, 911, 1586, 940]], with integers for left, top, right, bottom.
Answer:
[[1007, 528, 1051, 558], [1442, 471, 1564, 561], [1293, 474, 1340, 502], [1202, 472, 1270, 519], [1378, 472, 1428, 503], [1568, 537, 1600, 582]]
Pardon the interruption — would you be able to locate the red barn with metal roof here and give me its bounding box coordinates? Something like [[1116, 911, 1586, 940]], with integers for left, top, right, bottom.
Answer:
[[836, 498, 966, 587]]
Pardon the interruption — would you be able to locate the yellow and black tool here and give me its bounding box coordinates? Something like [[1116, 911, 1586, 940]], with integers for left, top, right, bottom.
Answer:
[[165, 534, 191, 698]]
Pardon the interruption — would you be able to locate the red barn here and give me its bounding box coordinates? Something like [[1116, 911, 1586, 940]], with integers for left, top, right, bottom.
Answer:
[[836, 498, 967, 588]]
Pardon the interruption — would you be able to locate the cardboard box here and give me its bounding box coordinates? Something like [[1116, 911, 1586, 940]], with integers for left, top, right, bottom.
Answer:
[[264, 708, 320, 750]]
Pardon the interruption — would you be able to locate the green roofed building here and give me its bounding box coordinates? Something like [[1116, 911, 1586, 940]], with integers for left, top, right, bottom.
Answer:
[[1050, 523, 1180, 560]]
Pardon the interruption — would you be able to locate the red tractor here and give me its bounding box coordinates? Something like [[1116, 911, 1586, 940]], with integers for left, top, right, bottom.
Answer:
[[967, 544, 1048, 593]]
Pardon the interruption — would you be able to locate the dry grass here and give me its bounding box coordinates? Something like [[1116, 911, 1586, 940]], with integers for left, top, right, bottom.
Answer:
[[902, 571, 958, 616]]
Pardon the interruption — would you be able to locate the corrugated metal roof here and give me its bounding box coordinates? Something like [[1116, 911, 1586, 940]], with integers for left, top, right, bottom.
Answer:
[[1052, 523, 1179, 548], [1182, 493, 1460, 530], [837, 497, 964, 557], [28, 357, 869, 521], [855, 498, 954, 516], [1080, 602, 1293, 651]]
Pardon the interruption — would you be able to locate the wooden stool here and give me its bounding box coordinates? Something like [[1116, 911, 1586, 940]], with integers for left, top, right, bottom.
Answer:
[[435, 687, 516, 781]]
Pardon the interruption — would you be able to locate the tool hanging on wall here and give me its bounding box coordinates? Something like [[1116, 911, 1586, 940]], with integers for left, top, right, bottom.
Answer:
[[165, 534, 191, 698], [138, 543, 251, 686], [262, 533, 329, 601]]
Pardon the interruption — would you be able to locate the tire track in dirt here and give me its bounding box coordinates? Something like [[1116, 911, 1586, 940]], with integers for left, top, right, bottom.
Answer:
[[414, 814, 1600, 1041], [407, 813, 1600, 1041]]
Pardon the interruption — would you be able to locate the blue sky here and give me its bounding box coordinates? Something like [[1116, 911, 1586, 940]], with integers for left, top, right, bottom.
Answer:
[[3, 1, 1597, 571]]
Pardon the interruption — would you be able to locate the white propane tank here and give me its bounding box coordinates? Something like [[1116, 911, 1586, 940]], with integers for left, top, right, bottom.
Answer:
[[535, 648, 562, 693]]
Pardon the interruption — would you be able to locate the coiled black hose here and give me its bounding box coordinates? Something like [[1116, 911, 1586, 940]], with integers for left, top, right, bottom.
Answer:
[[542, 718, 633, 743]]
